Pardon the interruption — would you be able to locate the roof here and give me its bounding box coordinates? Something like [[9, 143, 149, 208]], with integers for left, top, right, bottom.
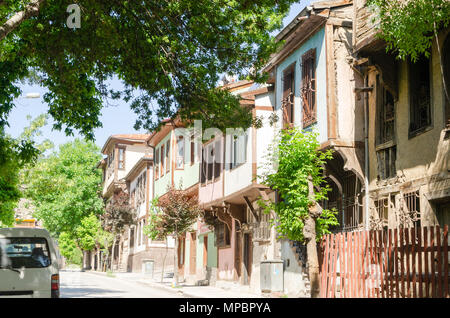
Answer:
[[0, 227, 51, 238], [101, 134, 151, 154], [124, 156, 153, 181], [264, 0, 353, 73]]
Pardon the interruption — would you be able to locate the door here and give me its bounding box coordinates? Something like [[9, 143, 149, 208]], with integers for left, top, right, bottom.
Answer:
[[436, 202, 450, 227], [235, 231, 241, 278], [243, 233, 252, 285], [203, 236, 208, 267], [190, 233, 196, 275]]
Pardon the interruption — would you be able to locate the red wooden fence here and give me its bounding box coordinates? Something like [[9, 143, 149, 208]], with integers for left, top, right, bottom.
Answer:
[[319, 225, 449, 298]]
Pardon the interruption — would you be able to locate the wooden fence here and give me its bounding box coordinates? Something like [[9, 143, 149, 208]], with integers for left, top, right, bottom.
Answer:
[[319, 225, 449, 298]]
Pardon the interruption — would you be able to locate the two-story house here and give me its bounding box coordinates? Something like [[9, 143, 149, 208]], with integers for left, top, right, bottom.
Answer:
[[261, 0, 365, 296], [97, 134, 151, 272], [353, 0, 450, 230], [147, 118, 201, 283], [198, 79, 281, 293]]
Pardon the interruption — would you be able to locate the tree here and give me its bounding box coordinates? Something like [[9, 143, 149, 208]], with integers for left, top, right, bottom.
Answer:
[[102, 188, 135, 271], [144, 186, 202, 287], [368, 0, 450, 104], [258, 129, 338, 298], [0, 0, 296, 143], [0, 113, 50, 226], [25, 139, 104, 236]]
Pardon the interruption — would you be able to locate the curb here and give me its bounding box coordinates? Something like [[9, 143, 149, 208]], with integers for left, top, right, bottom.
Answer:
[[85, 271, 201, 298]]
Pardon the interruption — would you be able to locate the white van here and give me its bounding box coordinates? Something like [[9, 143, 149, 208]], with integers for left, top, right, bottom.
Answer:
[[0, 228, 60, 298]]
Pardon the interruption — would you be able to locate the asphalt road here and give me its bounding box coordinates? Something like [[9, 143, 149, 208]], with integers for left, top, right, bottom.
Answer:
[[60, 270, 183, 298]]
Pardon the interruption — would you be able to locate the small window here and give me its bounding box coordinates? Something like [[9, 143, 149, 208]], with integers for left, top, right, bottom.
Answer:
[[409, 56, 431, 136], [166, 140, 170, 173], [155, 148, 160, 179], [118, 148, 125, 169], [214, 139, 221, 179], [200, 148, 206, 184], [176, 136, 184, 169], [282, 64, 295, 127], [190, 134, 195, 165], [160, 145, 165, 176], [207, 144, 214, 181], [216, 223, 230, 247], [301, 48, 317, 128], [376, 146, 397, 180], [230, 132, 248, 169]]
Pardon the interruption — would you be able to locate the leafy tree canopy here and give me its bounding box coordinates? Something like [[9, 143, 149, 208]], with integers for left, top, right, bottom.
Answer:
[[258, 129, 338, 242], [368, 0, 450, 61], [25, 139, 103, 236], [0, 0, 296, 142]]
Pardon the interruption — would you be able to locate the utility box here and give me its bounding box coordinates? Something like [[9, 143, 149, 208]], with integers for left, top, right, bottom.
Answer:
[[142, 259, 154, 277], [260, 260, 284, 292]]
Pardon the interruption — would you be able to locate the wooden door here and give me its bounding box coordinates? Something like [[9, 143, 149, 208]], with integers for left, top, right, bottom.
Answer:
[[190, 233, 197, 275]]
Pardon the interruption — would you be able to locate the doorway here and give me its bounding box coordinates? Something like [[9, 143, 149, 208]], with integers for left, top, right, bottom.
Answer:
[[243, 233, 252, 285]]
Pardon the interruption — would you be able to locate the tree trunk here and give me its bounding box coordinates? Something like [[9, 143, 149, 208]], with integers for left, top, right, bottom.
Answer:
[[173, 235, 179, 287], [161, 240, 168, 283], [304, 215, 320, 298], [110, 237, 116, 272], [304, 177, 322, 298]]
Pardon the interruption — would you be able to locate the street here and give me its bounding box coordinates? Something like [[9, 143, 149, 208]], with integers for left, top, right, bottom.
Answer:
[[60, 270, 183, 298]]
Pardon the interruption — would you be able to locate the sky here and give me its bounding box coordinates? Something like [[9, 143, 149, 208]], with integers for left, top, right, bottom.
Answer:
[[5, 1, 310, 152]]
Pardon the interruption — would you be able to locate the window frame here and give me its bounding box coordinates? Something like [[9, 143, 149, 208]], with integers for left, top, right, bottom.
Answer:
[[301, 48, 317, 128]]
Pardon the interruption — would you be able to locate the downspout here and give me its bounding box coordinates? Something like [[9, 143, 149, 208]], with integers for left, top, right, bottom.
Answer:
[[363, 74, 370, 231], [353, 64, 372, 231]]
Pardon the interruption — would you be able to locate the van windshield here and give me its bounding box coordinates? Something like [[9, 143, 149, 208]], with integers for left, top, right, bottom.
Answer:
[[0, 237, 51, 269]]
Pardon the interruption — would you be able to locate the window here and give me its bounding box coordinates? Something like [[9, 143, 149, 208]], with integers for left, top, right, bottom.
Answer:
[[216, 222, 230, 247], [135, 172, 146, 205], [107, 150, 115, 179], [176, 136, 184, 169], [207, 143, 213, 181], [155, 148, 160, 179], [377, 146, 397, 180], [409, 56, 431, 136], [190, 134, 195, 165], [401, 190, 421, 229], [118, 148, 125, 169], [160, 145, 165, 176], [200, 139, 223, 183], [0, 237, 51, 268], [282, 64, 295, 127], [376, 83, 395, 145], [166, 140, 170, 173], [301, 48, 317, 127], [214, 139, 221, 179], [230, 132, 248, 169], [200, 148, 206, 184], [129, 227, 135, 249], [376, 76, 397, 180]]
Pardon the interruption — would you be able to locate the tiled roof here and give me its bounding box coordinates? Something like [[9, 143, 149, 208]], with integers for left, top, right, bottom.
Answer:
[[111, 134, 151, 140]]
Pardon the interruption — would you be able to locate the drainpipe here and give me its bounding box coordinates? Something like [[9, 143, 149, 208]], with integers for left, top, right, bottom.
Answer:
[[354, 68, 372, 231], [363, 74, 370, 231]]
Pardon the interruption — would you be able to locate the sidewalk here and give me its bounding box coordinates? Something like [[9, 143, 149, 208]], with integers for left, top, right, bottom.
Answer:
[[87, 271, 280, 298]]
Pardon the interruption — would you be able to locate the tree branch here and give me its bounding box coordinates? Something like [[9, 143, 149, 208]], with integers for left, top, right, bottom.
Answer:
[[0, 0, 44, 41]]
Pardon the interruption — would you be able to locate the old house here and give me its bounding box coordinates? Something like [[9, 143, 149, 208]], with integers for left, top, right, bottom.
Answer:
[[262, 0, 364, 296], [352, 0, 450, 230], [97, 134, 151, 272], [198, 79, 279, 293], [147, 119, 202, 283]]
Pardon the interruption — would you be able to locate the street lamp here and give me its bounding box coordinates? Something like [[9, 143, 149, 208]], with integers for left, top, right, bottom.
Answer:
[[25, 92, 40, 99]]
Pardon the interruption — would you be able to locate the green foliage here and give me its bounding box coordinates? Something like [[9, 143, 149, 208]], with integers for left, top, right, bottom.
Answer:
[[368, 0, 450, 61], [258, 129, 338, 242], [144, 186, 202, 239], [75, 214, 101, 251], [25, 139, 103, 236], [0, 113, 49, 226], [58, 232, 83, 265], [0, 0, 297, 140]]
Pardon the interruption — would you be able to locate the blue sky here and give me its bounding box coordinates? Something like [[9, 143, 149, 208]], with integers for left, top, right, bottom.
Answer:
[[5, 1, 310, 151]]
